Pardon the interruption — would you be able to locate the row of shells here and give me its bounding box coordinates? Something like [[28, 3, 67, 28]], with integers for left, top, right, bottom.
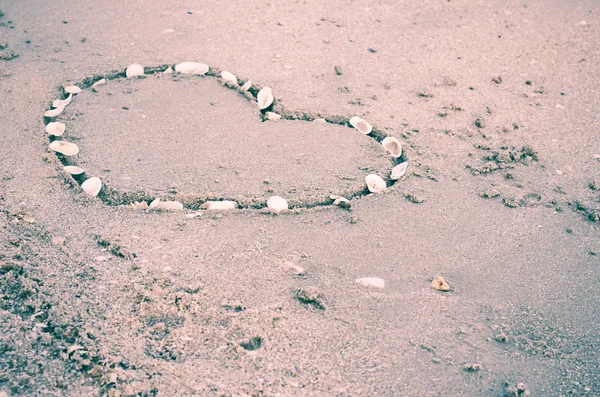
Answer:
[[45, 62, 408, 213]]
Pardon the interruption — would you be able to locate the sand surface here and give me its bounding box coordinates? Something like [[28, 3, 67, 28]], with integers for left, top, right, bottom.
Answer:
[[0, 1, 599, 396]]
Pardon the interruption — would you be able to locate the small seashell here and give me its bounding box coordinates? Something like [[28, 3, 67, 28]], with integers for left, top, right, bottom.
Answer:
[[349, 116, 372, 134], [149, 198, 161, 209], [52, 94, 72, 108], [46, 122, 66, 136], [365, 174, 386, 193], [49, 141, 79, 156], [267, 196, 288, 214], [431, 276, 451, 291], [265, 112, 281, 121], [332, 196, 350, 209], [241, 80, 252, 91], [390, 162, 408, 180], [200, 201, 238, 211], [81, 177, 102, 197], [355, 277, 385, 289], [313, 118, 326, 124], [131, 201, 149, 210], [382, 136, 402, 157], [156, 200, 184, 211], [175, 62, 209, 75], [220, 71, 237, 85], [126, 63, 144, 78], [163, 66, 173, 74], [63, 165, 84, 175], [91, 79, 106, 91], [44, 105, 66, 118], [257, 87, 274, 110], [64, 85, 81, 95]]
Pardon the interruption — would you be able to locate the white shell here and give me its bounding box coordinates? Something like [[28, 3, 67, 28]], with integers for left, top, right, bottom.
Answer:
[[64, 85, 81, 95], [267, 196, 288, 214], [49, 141, 79, 156], [349, 116, 372, 134], [163, 66, 173, 74], [63, 165, 84, 175], [149, 198, 161, 209], [265, 112, 281, 121], [44, 106, 65, 118], [382, 137, 402, 157], [313, 118, 326, 124], [131, 201, 149, 210], [390, 162, 408, 180], [220, 71, 237, 85], [156, 200, 184, 211], [175, 62, 209, 75], [91, 79, 106, 91], [241, 80, 252, 91], [81, 177, 102, 197], [355, 277, 385, 289], [200, 201, 238, 211], [126, 63, 144, 78], [52, 94, 72, 108], [46, 122, 66, 136], [365, 174, 386, 193], [257, 87, 274, 110]]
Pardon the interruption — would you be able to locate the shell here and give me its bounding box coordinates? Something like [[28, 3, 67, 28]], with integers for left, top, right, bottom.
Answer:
[[390, 162, 408, 180], [63, 165, 85, 175], [241, 80, 252, 91], [349, 116, 372, 134], [431, 276, 451, 292], [126, 63, 144, 78], [81, 177, 102, 197], [200, 201, 238, 211], [365, 174, 386, 193], [382, 137, 402, 157], [52, 94, 72, 108], [313, 118, 326, 124], [267, 196, 288, 214], [220, 71, 237, 85], [257, 87, 274, 110], [91, 79, 106, 91], [46, 122, 66, 136], [44, 105, 65, 118], [131, 201, 149, 210], [163, 66, 173, 74], [64, 85, 81, 95], [149, 198, 161, 209], [175, 62, 209, 75], [355, 277, 385, 289], [156, 201, 184, 211], [49, 141, 79, 156], [265, 112, 281, 121]]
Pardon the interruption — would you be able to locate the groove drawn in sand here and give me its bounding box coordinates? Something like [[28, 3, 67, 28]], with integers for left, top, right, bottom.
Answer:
[[43, 63, 408, 213]]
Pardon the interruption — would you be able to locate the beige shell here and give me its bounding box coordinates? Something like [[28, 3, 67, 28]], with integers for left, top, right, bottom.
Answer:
[[52, 94, 72, 108], [313, 118, 326, 124], [49, 141, 79, 156], [390, 162, 408, 180], [162, 66, 173, 74], [44, 105, 65, 118], [355, 277, 385, 289], [349, 116, 372, 134], [257, 87, 274, 110], [156, 201, 184, 211], [431, 276, 451, 291], [64, 85, 81, 95], [63, 165, 84, 175], [175, 62, 209, 75], [91, 79, 106, 91], [265, 112, 281, 121], [267, 196, 288, 214], [46, 122, 66, 136], [241, 80, 252, 91], [126, 63, 144, 78], [200, 200, 238, 211], [81, 177, 102, 197], [131, 201, 149, 210], [365, 174, 386, 193], [220, 71, 237, 85], [382, 137, 402, 157], [149, 198, 161, 209]]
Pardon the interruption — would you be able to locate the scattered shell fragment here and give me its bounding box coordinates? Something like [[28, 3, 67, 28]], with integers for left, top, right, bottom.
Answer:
[[355, 277, 385, 289], [349, 116, 372, 134], [81, 177, 102, 197], [45, 122, 66, 136], [365, 174, 386, 193], [200, 201, 238, 211], [126, 63, 144, 78], [382, 136, 402, 157], [163, 66, 173, 74], [220, 71, 237, 85], [52, 94, 72, 108], [175, 62, 209, 75], [49, 141, 79, 156], [330, 195, 351, 209], [431, 276, 451, 292], [313, 118, 326, 124], [91, 79, 106, 91], [257, 87, 274, 110], [149, 198, 161, 209], [44, 105, 66, 118], [267, 196, 288, 214], [63, 165, 84, 175], [131, 201, 149, 210], [265, 112, 281, 121], [64, 85, 81, 95], [390, 162, 408, 180], [156, 200, 184, 211], [241, 80, 252, 91]]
